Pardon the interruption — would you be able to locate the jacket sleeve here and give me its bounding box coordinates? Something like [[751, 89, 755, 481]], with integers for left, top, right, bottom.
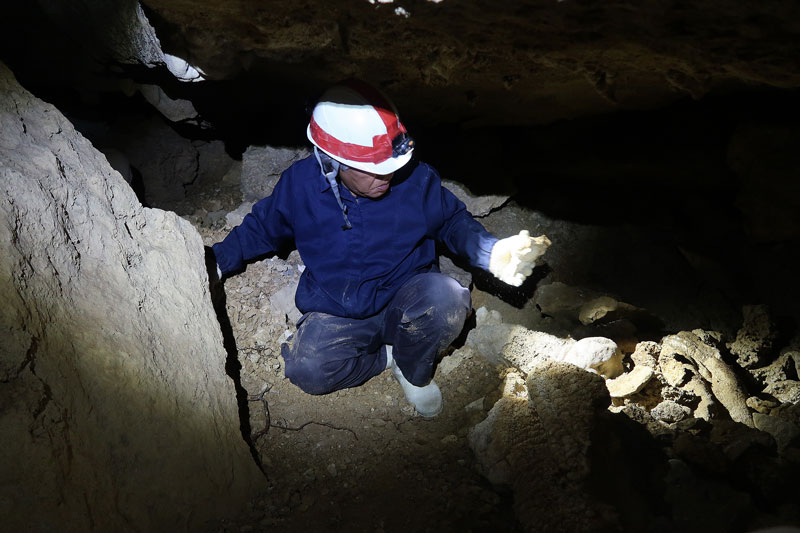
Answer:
[[211, 173, 295, 276], [427, 167, 498, 271]]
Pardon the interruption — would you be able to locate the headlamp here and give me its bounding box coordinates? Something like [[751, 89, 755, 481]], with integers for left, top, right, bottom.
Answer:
[[391, 132, 415, 158]]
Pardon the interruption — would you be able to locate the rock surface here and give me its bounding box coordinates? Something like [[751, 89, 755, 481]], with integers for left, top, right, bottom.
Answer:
[[469, 360, 663, 532], [139, 0, 800, 127], [0, 62, 261, 531], [241, 145, 310, 203], [661, 331, 753, 427], [466, 306, 624, 378]]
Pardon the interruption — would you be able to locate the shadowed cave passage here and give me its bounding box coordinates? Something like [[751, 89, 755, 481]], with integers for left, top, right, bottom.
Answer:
[[2, 1, 800, 532]]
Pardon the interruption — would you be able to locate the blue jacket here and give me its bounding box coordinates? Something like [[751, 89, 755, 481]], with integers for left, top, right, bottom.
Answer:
[[212, 155, 498, 319]]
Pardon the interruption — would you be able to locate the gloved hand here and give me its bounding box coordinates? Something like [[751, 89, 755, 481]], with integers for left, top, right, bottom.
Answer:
[[489, 230, 551, 287]]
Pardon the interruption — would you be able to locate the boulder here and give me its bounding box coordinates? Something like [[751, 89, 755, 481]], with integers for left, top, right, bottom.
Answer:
[[468, 361, 617, 531], [0, 62, 262, 531], [662, 331, 753, 427], [442, 179, 509, 217], [241, 145, 309, 203], [727, 304, 776, 369], [467, 308, 623, 378], [606, 365, 654, 398], [750, 350, 800, 387]]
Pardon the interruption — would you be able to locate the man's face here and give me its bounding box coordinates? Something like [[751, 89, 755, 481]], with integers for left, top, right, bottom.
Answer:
[[339, 166, 394, 199]]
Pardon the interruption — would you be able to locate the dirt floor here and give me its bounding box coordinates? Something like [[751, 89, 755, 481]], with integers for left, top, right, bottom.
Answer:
[[192, 214, 523, 532]]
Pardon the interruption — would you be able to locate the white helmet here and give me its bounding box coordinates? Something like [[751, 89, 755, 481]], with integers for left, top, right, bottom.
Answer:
[[307, 80, 415, 175]]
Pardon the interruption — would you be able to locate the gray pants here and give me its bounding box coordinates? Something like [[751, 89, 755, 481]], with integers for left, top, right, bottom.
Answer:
[[281, 273, 471, 395]]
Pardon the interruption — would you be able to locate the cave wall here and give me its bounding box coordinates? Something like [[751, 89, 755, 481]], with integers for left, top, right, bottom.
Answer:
[[0, 62, 262, 531]]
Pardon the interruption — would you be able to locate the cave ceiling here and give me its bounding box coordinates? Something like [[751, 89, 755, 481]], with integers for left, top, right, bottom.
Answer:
[[2, 0, 798, 131], [139, 0, 800, 126]]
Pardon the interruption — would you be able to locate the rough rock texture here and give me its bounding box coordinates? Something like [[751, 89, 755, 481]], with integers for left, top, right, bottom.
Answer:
[[466, 306, 623, 378], [469, 362, 613, 531], [728, 304, 776, 369], [241, 145, 309, 203], [104, 115, 200, 205], [606, 365, 654, 398], [469, 361, 664, 532], [442, 180, 508, 217], [661, 331, 753, 427], [751, 350, 800, 387], [0, 62, 261, 531]]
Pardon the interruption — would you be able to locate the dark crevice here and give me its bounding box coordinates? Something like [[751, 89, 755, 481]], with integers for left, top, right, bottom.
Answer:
[[205, 246, 267, 478]]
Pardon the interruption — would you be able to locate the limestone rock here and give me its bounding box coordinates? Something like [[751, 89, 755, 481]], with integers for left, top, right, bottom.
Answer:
[[533, 282, 596, 320], [746, 395, 780, 414], [465, 306, 516, 365], [194, 139, 236, 188], [727, 304, 776, 369], [468, 361, 618, 531], [656, 346, 717, 422], [439, 254, 472, 288], [561, 336, 624, 379], [750, 350, 800, 387], [226, 201, 256, 228], [241, 145, 309, 203], [763, 380, 800, 405], [467, 308, 623, 378], [578, 295, 640, 326], [631, 341, 660, 369], [651, 400, 691, 424], [658, 348, 696, 388], [438, 345, 473, 376], [139, 84, 199, 122], [662, 331, 753, 427], [442, 180, 509, 217], [39, 1, 164, 67], [0, 62, 261, 531], [98, 147, 133, 184], [104, 115, 201, 206], [269, 279, 302, 324], [606, 365, 654, 398]]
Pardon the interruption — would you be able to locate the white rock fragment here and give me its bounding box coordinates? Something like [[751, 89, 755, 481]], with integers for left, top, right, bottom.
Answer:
[[225, 201, 256, 228], [438, 347, 471, 375], [164, 53, 206, 82], [763, 380, 800, 404], [605, 366, 654, 398], [651, 400, 692, 423], [561, 337, 624, 378], [630, 341, 660, 369], [269, 280, 301, 323]]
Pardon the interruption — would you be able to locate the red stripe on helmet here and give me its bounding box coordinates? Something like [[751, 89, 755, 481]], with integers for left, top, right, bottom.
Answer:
[[310, 115, 393, 163], [309, 80, 408, 164]]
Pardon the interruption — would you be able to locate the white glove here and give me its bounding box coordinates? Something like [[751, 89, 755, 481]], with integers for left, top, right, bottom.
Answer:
[[489, 230, 551, 287]]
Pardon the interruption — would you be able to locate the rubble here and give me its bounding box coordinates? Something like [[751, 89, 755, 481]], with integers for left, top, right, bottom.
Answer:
[[727, 305, 776, 369]]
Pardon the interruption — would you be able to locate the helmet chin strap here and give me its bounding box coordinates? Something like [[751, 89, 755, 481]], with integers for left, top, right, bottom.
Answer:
[[314, 147, 352, 230]]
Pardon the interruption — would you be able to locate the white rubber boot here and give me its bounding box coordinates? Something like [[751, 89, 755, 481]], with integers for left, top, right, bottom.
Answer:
[[385, 345, 443, 418]]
